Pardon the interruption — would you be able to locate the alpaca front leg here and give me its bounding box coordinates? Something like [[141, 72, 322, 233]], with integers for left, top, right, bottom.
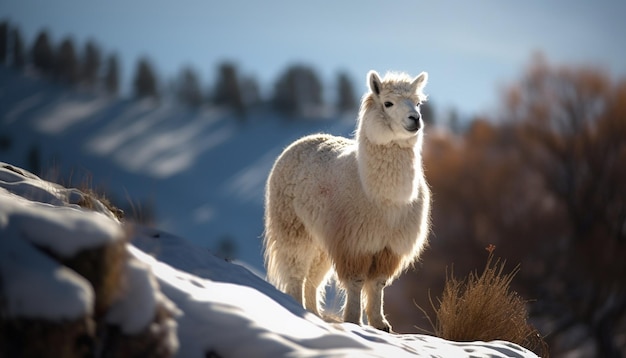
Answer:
[[343, 278, 365, 325], [364, 279, 391, 332]]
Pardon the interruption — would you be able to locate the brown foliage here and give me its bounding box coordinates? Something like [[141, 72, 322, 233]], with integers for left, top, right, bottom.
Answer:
[[506, 56, 626, 356], [386, 55, 626, 357], [433, 246, 546, 356]]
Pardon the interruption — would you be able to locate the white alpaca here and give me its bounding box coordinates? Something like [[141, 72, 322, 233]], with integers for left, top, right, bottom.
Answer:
[[264, 70, 431, 332]]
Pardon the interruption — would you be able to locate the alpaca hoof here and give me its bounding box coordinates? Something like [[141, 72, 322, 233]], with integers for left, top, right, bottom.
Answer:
[[374, 323, 392, 333]]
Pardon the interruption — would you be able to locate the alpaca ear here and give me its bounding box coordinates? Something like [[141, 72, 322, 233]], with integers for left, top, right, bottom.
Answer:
[[411, 72, 428, 92], [368, 70, 382, 96]]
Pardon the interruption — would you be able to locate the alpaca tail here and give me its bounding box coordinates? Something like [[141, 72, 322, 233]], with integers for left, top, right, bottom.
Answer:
[[263, 228, 284, 290]]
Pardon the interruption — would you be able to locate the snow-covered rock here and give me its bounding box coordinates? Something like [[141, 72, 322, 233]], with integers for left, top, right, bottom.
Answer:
[[0, 162, 179, 357], [0, 162, 540, 357]]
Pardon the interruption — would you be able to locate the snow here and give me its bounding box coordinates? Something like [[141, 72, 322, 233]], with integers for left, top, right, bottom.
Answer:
[[0, 166, 123, 258], [0, 223, 94, 320], [36, 97, 109, 134], [131, 232, 540, 357], [86, 102, 236, 178], [106, 249, 181, 335]]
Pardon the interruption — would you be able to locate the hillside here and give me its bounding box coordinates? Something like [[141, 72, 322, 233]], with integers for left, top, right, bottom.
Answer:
[[0, 162, 539, 357], [0, 66, 355, 271]]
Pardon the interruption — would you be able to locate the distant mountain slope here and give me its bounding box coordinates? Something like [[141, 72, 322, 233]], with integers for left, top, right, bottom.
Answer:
[[0, 66, 355, 271]]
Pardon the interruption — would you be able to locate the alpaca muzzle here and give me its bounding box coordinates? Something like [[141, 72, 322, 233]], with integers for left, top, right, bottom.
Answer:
[[405, 115, 422, 132]]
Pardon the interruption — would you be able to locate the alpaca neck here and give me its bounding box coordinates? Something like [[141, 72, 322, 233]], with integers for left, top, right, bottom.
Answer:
[[357, 135, 423, 204]]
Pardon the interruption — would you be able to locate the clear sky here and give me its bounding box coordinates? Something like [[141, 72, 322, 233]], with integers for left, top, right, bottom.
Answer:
[[2, 0, 625, 118]]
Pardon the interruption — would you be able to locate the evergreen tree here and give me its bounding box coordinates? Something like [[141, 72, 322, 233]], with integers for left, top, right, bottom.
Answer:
[[0, 21, 7, 64], [104, 54, 120, 95], [56, 37, 79, 84], [82, 40, 101, 87], [176, 66, 203, 108], [32, 30, 55, 74], [336, 71, 356, 113], [12, 28, 25, 69], [240, 75, 260, 108], [133, 57, 159, 99], [273, 64, 323, 117], [213, 62, 244, 115]]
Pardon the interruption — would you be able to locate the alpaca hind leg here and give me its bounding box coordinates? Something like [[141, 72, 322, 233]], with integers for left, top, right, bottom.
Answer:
[[304, 250, 332, 316], [364, 279, 391, 332], [281, 242, 315, 307], [265, 202, 313, 307], [267, 236, 313, 306]]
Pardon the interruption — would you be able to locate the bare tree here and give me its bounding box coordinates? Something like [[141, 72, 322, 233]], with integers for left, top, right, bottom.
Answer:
[[505, 56, 626, 357], [388, 57, 626, 357]]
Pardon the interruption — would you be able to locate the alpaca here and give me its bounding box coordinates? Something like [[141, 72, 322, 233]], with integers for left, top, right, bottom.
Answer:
[[264, 70, 431, 332]]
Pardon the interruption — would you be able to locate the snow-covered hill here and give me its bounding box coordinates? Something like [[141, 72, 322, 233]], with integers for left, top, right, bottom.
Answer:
[[0, 162, 539, 357], [0, 66, 355, 272]]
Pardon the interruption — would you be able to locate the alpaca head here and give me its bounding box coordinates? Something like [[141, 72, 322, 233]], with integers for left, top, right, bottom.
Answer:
[[358, 70, 428, 146]]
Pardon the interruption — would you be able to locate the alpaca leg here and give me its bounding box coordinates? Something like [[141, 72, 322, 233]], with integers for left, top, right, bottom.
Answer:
[[282, 242, 315, 307], [304, 250, 332, 316], [285, 277, 305, 306], [343, 278, 365, 325], [364, 279, 391, 332], [264, 196, 313, 308]]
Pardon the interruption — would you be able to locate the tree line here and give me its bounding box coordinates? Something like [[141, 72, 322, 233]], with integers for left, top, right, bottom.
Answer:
[[0, 21, 120, 96], [0, 21, 358, 117]]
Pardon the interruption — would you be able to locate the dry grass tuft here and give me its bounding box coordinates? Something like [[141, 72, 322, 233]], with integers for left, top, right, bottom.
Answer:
[[432, 245, 547, 356], [75, 186, 125, 220]]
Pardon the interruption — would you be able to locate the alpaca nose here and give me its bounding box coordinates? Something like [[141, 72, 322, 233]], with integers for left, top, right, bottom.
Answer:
[[408, 115, 422, 130]]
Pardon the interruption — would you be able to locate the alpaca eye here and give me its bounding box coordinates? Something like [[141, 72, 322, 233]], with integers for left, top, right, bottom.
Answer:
[[384, 101, 393, 108]]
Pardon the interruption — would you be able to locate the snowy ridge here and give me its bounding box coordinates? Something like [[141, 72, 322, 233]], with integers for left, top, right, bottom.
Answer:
[[0, 162, 539, 357]]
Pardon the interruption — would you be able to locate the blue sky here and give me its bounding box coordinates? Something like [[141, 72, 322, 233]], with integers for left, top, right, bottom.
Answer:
[[2, 0, 625, 117]]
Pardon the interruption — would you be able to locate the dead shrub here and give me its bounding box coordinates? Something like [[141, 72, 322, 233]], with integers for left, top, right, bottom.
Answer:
[[431, 245, 547, 356]]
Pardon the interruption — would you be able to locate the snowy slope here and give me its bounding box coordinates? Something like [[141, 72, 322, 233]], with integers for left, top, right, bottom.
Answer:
[[0, 66, 355, 271], [0, 162, 539, 357]]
